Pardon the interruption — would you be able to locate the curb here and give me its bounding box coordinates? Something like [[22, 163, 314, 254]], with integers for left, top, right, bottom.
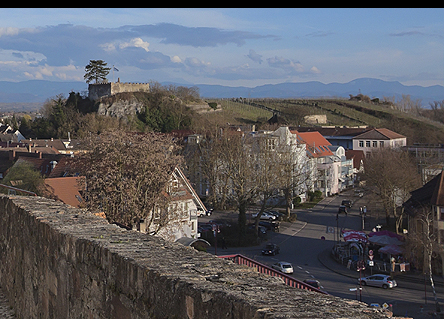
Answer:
[[317, 248, 359, 279]]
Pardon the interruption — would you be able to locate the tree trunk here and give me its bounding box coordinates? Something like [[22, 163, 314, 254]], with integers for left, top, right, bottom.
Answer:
[[238, 201, 247, 246], [284, 188, 292, 219], [427, 250, 441, 313]]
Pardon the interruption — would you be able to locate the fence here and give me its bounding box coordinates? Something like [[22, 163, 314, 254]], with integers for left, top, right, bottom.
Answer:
[[218, 254, 327, 294]]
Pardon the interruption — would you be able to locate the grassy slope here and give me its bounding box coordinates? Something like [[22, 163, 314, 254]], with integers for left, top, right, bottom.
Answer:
[[202, 98, 444, 145]]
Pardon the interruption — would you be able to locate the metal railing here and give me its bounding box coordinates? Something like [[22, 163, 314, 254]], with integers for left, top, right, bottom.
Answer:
[[218, 254, 327, 294]]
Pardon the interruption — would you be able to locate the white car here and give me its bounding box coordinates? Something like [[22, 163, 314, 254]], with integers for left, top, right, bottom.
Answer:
[[271, 262, 293, 274], [252, 212, 276, 221], [358, 274, 397, 289]]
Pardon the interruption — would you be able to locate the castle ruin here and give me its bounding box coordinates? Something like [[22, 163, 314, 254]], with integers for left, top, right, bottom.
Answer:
[[88, 78, 150, 100]]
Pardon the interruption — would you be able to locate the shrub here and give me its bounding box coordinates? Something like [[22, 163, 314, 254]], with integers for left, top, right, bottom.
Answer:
[[208, 102, 218, 110]]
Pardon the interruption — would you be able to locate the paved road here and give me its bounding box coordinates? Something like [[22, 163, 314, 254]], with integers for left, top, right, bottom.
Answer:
[[207, 192, 444, 318]]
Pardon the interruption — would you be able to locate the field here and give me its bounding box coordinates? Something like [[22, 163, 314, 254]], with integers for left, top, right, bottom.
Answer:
[[202, 98, 444, 145]]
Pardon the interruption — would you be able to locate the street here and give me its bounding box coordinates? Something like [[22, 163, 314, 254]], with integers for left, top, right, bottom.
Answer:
[[205, 191, 444, 318]]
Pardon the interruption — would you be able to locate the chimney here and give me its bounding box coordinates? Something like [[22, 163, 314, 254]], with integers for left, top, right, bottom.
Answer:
[[50, 161, 57, 171], [68, 132, 71, 142]]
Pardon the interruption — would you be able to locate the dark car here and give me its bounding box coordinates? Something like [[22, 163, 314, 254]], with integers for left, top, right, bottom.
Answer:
[[341, 199, 353, 208], [259, 221, 280, 232], [338, 205, 348, 214], [249, 224, 267, 237], [303, 279, 321, 289], [262, 243, 280, 256]]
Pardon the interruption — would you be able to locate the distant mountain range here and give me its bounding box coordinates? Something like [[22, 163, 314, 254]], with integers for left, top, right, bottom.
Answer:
[[0, 80, 87, 104], [195, 78, 444, 106], [0, 78, 442, 107]]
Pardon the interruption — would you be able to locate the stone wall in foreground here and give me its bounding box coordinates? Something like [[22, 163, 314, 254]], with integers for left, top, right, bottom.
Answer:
[[0, 195, 390, 318]]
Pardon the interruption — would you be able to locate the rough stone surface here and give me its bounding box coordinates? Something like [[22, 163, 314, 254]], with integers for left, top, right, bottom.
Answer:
[[0, 195, 392, 318]]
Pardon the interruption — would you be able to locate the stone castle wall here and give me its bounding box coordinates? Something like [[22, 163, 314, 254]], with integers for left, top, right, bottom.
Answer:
[[0, 195, 390, 318], [88, 82, 150, 100]]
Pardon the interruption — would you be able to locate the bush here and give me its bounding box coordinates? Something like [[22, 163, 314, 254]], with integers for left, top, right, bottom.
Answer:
[[208, 102, 218, 110]]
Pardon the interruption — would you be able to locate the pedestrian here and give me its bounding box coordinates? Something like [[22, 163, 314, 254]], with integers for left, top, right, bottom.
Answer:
[[221, 237, 227, 249]]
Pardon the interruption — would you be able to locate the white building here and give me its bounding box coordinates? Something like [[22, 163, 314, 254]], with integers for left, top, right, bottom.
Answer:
[[137, 167, 206, 242], [352, 128, 407, 157]]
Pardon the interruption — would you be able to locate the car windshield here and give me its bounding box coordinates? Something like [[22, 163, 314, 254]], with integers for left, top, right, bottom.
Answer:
[[282, 264, 291, 268], [266, 244, 274, 249]]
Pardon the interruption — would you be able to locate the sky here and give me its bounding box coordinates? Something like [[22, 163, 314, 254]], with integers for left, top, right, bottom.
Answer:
[[0, 8, 443, 88]]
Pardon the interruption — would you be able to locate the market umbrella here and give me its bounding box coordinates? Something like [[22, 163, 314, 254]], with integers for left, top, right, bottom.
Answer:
[[378, 244, 403, 255]]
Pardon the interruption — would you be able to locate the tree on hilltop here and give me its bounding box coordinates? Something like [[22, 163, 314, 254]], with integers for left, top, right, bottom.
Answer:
[[84, 60, 111, 84]]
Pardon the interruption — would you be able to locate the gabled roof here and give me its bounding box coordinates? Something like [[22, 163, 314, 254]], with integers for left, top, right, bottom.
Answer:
[[296, 126, 369, 137], [291, 130, 333, 158], [44, 176, 85, 208], [406, 172, 444, 209], [171, 166, 207, 211], [353, 128, 405, 140]]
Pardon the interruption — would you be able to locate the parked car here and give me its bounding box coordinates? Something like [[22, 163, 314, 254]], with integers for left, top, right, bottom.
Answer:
[[272, 262, 293, 274], [261, 243, 280, 256], [198, 223, 212, 233], [341, 199, 353, 208], [252, 212, 277, 221], [358, 274, 397, 289], [266, 210, 284, 220], [248, 224, 267, 237], [259, 221, 280, 232], [303, 279, 321, 289], [354, 190, 364, 198]]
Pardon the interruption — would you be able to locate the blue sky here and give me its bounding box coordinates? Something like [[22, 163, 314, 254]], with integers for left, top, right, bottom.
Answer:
[[0, 8, 442, 87]]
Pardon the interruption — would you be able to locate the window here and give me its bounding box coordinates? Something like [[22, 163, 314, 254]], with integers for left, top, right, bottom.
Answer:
[[380, 141, 384, 148], [266, 138, 276, 151], [366, 141, 370, 147], [359, 140, 364, 147], [373, 141, 378, 148], [440, 207, 444, 221]]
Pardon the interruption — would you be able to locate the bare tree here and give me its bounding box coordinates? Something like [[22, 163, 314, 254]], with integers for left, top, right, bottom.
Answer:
[[72, 130, 182, 232], [217, 133, 259, 244], [406, 205, 441, 313], [364, 148, 421, 232]]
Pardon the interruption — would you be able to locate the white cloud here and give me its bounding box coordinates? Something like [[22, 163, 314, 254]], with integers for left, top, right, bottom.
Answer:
[[0, 27, 20, 37], [171, 55, 182, 63], [119, 37, 150, 52], [23, 63, 81, 81], [310, 66, 321, 74], [267, 56, 304, 73], [184, 57, 210, 68], [99, 42, 116, 52]]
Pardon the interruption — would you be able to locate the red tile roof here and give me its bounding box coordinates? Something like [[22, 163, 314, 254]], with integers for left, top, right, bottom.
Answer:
[[43, 176, 85, 208], [291, 130, 333, 158]]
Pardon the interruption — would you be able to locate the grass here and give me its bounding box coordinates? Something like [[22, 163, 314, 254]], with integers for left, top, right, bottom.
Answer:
[[202, 97, 444, 145]]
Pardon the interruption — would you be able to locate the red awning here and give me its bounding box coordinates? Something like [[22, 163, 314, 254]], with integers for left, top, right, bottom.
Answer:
[[342, 230, 368, 243]]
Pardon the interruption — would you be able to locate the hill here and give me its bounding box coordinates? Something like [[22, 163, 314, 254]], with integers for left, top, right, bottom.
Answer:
[[201, 97, 444, 145], [0, 78, 442, 109], [196, 78, 444, 106]]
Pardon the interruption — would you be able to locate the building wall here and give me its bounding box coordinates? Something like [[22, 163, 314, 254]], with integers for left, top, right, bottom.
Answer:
[[0, 195, 390, 318], [352, 137, 407, 156]]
